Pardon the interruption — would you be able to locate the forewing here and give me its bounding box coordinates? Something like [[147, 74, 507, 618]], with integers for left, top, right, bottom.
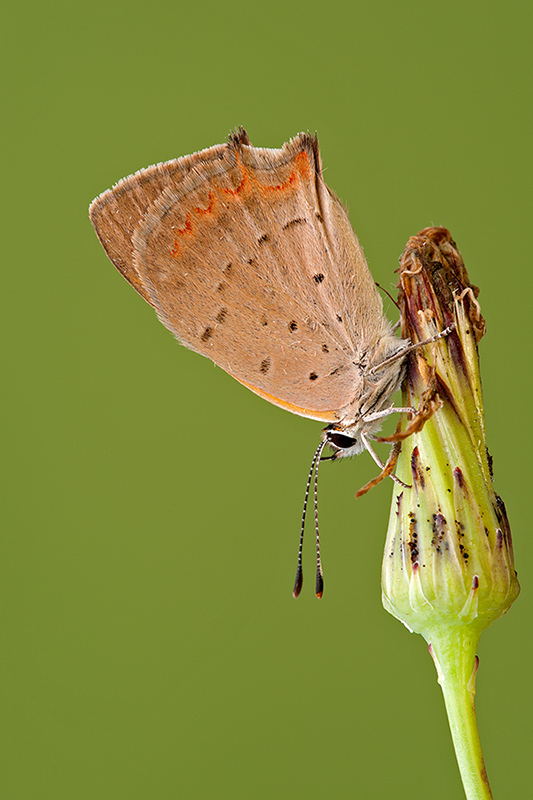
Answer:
[[90, 132, 388, 419], [89, 133, 252, 303]]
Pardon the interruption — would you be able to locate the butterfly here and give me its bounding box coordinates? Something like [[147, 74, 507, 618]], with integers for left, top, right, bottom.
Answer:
[[90, 128, 418, 596]]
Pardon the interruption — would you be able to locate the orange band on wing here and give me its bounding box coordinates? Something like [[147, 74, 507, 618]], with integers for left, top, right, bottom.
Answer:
[[169, 191, 217, 257], [261, 151, 311, 195], [233, 376, 340, 422], [169, 150, 311, 257]]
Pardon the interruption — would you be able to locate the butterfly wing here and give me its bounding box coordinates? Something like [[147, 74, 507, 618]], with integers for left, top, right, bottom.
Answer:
[[89, 131, 392, 422]]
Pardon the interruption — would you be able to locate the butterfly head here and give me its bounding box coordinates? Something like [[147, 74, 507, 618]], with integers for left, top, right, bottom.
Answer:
[[322, 426, 366, 459], [322, 339, 411, 460]]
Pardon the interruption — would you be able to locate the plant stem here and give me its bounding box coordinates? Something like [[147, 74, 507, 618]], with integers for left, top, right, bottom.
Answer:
[[428, 628, 493, 800]]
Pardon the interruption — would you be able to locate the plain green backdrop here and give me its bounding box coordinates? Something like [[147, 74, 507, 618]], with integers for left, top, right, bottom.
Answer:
[[3, 1, 531, 797]]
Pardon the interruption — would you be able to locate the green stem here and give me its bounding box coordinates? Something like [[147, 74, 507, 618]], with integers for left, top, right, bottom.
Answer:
[[428, 628, 493, 799]]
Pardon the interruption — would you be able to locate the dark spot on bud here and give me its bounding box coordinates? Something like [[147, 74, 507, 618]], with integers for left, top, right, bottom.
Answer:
[[309, 372, 318, 381], [486, 448, 494, 478], [313, 273, 325, 283], [395, 493, 403, 517], [216, 308, 227, 323], [260, 358, 271, 374], [411, 446, 425, 489], [431, 513, 447, 551], [494, 494, 509, 528], [201, 327, 213, 342], [289, 320, 298, 332], [408, 512, 419, 562], [453, 467, 465, 488]]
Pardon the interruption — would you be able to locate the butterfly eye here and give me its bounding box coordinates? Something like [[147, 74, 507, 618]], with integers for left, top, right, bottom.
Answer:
[[326, 432, 358, 450]]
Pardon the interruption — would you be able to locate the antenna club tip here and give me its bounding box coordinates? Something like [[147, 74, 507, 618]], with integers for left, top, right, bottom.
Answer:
[[316, 591, 323, 599]]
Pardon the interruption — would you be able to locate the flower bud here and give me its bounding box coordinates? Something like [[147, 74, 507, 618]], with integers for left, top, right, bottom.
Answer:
[[381, 227, 519, 641]]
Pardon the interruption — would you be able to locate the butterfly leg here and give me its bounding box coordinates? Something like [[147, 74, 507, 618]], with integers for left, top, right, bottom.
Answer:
[[355, 441, 405, 497], [369, 323, 456, 376], [363, 404, 417, 424], [360, 432, 410, 490]]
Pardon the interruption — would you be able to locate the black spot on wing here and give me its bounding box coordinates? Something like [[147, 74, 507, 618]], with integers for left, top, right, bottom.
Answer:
[[283, 217, 307, 230]]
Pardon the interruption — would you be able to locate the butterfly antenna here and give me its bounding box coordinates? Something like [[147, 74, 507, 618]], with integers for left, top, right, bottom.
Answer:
[[293, 439, 327, 599], [314, 441, 325, 598], [375, 281, 400, 310]]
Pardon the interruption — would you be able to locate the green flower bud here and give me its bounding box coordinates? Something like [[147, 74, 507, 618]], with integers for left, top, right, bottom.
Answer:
[[382, 226, 519, 641]]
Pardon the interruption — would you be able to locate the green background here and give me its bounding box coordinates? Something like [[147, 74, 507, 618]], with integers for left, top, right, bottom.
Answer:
[[4, 0, 531, 797]]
